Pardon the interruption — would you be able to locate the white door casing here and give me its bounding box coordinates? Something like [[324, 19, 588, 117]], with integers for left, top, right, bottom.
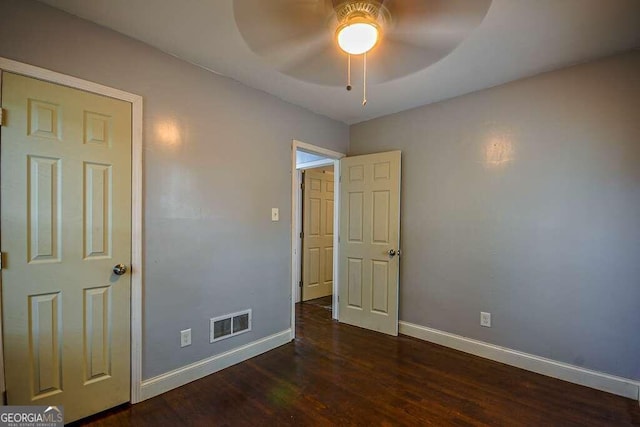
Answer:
[[338, 151, 401, 336], [1, 72, 132, 422], [302, 169, 334, 301]]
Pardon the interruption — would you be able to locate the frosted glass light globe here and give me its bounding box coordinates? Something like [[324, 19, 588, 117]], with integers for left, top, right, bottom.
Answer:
[[337, 22, 379, 55]]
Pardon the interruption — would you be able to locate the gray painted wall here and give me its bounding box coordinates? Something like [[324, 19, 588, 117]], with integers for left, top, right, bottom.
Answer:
[[0, 0, 348, 379], [350, 51, 640, 380]]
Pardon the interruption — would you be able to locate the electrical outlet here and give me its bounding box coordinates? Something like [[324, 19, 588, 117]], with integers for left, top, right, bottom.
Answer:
[[180, 328, 192, 347], [271, 208, 279, 221], [480, 312, 491, 328]]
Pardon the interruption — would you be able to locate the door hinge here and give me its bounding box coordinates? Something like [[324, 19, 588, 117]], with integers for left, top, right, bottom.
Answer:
[[300, 231, 304, 239], [299, 280, 303, 288], [0, 108, 5, 126], [301, 182, 305, 190], [0, 252, 4, 269]]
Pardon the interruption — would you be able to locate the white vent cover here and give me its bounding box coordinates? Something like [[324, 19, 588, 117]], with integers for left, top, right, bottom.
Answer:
[[210, 309, 252, 343]]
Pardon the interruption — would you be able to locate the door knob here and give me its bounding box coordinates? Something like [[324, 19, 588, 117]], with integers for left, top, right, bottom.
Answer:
[[113, 264, 128, 275], [388, 249, 396, 257]]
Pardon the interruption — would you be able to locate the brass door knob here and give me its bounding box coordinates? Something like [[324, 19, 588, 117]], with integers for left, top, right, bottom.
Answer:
[[113, 264, 128, 275]]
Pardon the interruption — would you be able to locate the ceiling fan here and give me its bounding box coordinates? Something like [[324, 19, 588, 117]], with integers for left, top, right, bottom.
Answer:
[[234, 0, 492, 106]]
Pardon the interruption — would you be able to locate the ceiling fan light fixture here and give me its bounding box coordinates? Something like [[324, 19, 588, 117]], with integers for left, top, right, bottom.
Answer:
[[336, 20, 379, 55]]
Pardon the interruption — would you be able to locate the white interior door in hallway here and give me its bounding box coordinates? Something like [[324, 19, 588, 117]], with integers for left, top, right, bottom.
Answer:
[[302, 168, 334, 301], [338, 151, 401, 336], [1, 72, 132, 423]]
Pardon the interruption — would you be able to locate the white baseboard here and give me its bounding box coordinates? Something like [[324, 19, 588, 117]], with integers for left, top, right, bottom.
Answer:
[[399, 321, 640, 401], [139, 329, 292, 401]]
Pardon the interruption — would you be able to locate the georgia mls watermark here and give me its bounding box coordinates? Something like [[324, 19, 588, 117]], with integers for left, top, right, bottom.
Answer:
[[0, 406, 63, 427]]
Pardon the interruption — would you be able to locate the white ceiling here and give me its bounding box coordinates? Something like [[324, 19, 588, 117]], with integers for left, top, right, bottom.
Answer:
[[40, 0, 640, 124]]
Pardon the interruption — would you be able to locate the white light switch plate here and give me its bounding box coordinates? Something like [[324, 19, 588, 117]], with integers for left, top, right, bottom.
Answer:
[[480, 312, 491, 327], [180, 329, 192, 347], [271, 208, 279, 221]]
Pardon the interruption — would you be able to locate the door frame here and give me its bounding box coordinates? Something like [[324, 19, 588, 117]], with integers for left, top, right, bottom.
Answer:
[[0, 57, 144, 404], [291, 140, 344, 338]]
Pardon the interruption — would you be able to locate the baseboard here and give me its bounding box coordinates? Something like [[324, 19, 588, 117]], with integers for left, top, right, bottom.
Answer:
[[139, 329, 292, 401], [399, 321, 640, 401]]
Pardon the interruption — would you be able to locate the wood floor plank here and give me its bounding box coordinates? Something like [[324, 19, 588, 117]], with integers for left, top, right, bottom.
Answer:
[[71, 298, 640, 426]]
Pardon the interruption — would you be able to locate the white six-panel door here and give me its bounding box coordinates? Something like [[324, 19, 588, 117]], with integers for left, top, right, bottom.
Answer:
[[302, 169, 334, 301], [1, 72, 132, 423], [338, 151, 401, 335]]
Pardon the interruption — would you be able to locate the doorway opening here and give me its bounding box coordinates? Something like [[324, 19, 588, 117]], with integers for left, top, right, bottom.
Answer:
[[291, 142, 402, 338], [299, 164, 334, 311], [290, 140, 344, 338]]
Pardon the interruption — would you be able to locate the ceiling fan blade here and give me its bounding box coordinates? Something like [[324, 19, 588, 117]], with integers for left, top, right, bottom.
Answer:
[[280, 42, 347, 86], [350, 0, 492, 83], [255, 31, 332, 72], [383, 0, 492, 49], [234, 0, 333, 53], [234, 0, 342, 77]]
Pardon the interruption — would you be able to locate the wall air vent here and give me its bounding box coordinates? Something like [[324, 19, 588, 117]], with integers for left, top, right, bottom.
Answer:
[[210, 309, 252, 343]]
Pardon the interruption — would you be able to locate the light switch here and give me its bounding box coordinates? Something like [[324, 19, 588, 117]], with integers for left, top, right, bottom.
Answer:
[[180, 329, 191, 347], [271, 208, 279, 221]]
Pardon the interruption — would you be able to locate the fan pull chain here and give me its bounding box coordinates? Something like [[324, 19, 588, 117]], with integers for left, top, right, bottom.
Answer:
[[346, 54, 352, 91], [362, 52, 368, 106]]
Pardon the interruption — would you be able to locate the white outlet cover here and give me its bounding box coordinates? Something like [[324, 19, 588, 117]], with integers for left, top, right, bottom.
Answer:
[[271, 208, 279, 221], [480, 312, 491, 327], [180, 328, 192, 347]]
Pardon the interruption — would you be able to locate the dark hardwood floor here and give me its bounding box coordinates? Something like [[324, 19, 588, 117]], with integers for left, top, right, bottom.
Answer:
[[74, 298, 640, 426]]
